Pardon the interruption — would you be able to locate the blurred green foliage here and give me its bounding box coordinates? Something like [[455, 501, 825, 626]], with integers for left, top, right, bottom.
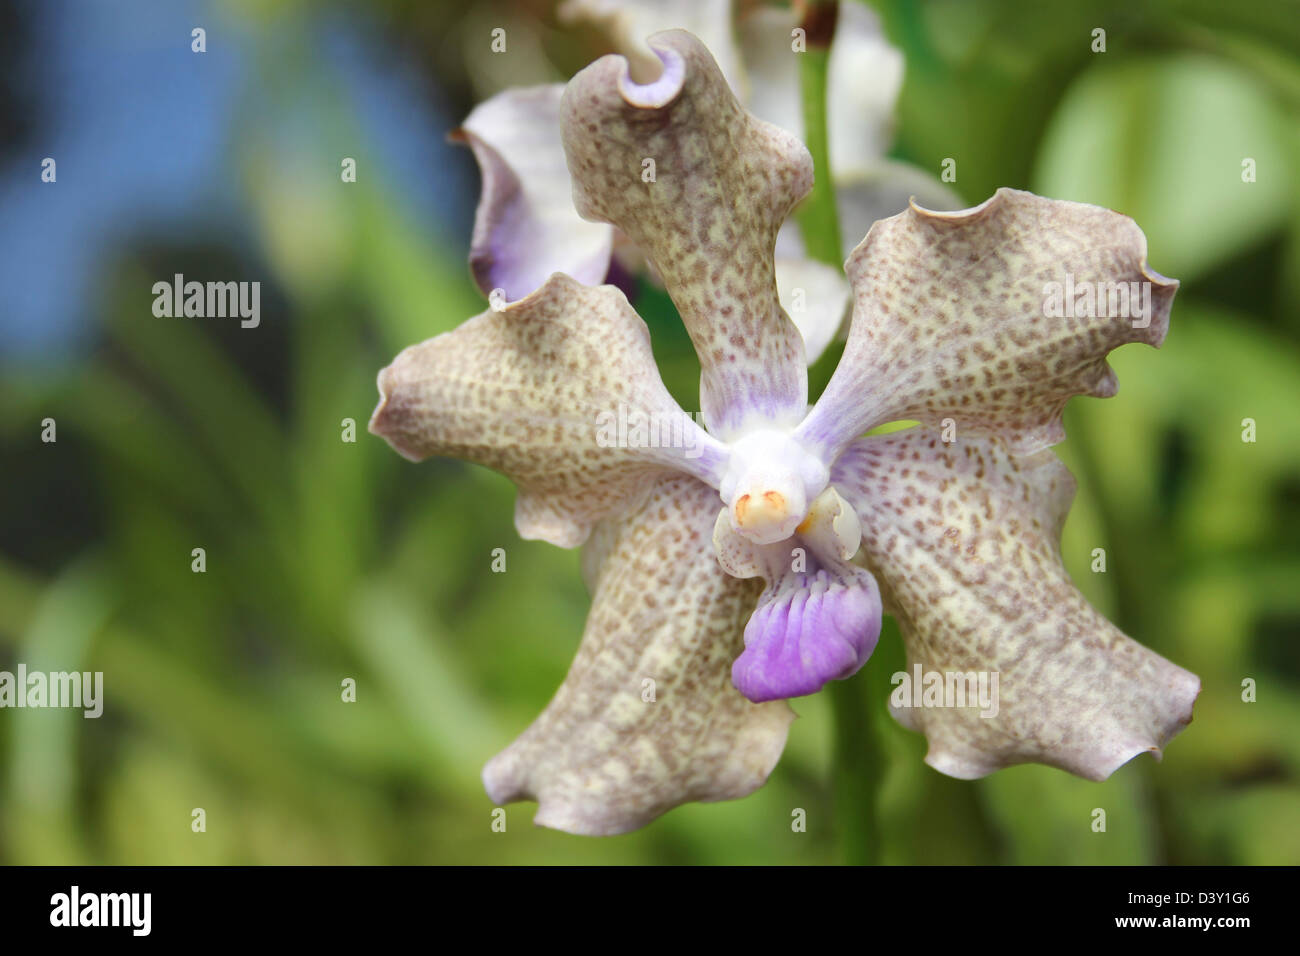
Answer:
[[1, 0, 1298, 864]]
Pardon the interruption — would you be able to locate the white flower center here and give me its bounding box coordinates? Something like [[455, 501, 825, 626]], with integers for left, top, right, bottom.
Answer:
[[718, 430, 830, 545]]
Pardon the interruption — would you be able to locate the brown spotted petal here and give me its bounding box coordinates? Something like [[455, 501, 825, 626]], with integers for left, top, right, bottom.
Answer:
[[560, 30, 813, 441], [797, 188, 1178, 461], [483, 473, 795, 835], [457, 85, 613, 302], [369, 273, 727, 548], [832, 428, 1200, 780]]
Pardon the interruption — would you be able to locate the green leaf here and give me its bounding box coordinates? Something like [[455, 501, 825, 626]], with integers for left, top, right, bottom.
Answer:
[[1034, 53, 1293, 281]]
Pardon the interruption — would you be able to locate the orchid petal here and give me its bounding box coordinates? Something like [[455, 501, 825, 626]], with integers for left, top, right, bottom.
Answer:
[[457, 85, 614, 303], [832, 428, 1200, 780], [733, 565, 880, 703], [483, 474, 795, 835], [369, 273, 726, 548], [561, 30, 813, 440], [797, 188, 1178, 461]]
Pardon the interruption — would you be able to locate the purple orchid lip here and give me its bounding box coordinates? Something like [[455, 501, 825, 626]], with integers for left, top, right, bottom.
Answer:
[[732, 564, 882, 703], [712, 482, 879, 703], [617, 40, 686, 108]]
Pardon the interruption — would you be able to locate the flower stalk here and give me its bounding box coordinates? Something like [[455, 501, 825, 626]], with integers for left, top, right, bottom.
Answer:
[[795, 1, 844, 269]]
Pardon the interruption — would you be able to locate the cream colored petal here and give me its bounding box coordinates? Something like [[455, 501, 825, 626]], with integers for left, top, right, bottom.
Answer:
[[457, 85, 613, 302], [833, 429, 1200, 780], [774, 256, 851, 365], [798, 188, 1178, 461], [559, 0, 740, 89], [561, 30, 813, 440], [484, 473, 795, 835], [369, 273, 727, 548]]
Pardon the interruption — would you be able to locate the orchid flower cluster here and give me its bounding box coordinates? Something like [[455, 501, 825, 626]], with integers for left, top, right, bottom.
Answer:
[[369, 6, 1199, 836]]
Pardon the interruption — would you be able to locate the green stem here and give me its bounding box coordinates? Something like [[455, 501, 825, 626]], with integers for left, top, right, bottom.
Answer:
[[796, 1, 884, 865], [829, 671, 883, 865], [794, 3, 844, 269]]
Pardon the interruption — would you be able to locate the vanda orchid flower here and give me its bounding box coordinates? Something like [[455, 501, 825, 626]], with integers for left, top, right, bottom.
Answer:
[[369, 29, 1200, 836]]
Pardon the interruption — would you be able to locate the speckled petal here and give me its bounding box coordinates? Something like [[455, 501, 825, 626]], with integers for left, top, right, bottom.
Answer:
[[832, 428, 1200, 780], [369, 273, 726, 548], [561, 30, 813, 440], [483, 473, 795, 835], [456, 85, 613, 302], [798, 188, 1178, 461]]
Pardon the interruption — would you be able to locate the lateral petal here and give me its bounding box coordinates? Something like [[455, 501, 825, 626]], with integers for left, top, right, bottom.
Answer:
[[798, 188, 1177, 461], [369, 273, 726, 547], [832, 428, 1200, 780]]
